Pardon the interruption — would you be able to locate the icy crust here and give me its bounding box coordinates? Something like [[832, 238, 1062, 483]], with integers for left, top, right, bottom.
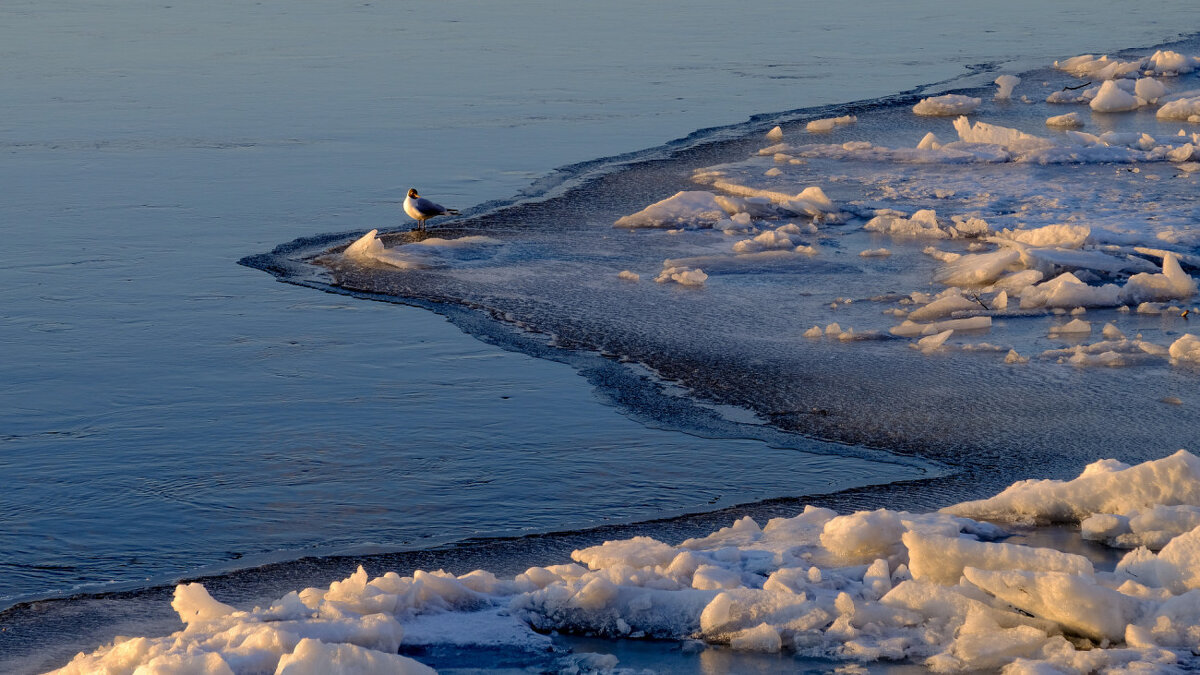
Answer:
[[56, 451, 1200, 673]]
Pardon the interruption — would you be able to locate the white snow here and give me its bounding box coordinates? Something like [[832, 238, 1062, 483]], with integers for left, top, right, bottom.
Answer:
[[913, 94, 981, 117]]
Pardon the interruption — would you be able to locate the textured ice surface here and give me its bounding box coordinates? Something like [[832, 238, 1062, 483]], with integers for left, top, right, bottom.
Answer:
[[55, 452, 1200, 673]]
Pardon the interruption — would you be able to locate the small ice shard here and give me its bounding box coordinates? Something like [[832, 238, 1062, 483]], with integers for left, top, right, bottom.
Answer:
[[917, 329, 953, 352], [1102, 323, 1125, 340], [992, 290, 1008, 311], [824, 322, 842, 336], [913, 94, 981, 116], [994, 74, 1020, 100], [1090, 80, 1141, 112], [766, 126, 784, 141], [803, 325, 823, 339], [618, 270, 640, 282], [859, 248, 891, 258], [917, 131, 941, 150]]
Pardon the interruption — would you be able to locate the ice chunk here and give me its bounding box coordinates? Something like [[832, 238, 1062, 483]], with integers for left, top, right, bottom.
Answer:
[[1135, 77, 1167, 104], [806, 115, 856, 133], [904, 531, 1093, 585], [952, 116, 1054, 153], [275, 638, 436, 675], [916, 329, 953, 353], [913, 94, 982, 117], [617, 270, 640, 282], [1049, 319, 1091, 336], [1090, 80, 1141, 112], [997, 224, 1090, 249], [655, 266, 708, 286], [729, 623, 783, 652], [864, 209, 947, 239], [907, 293, 980, 321], [614, 191, 728, 229], [963, 567, 1143, 642], [766, 125, 784, 142], [1046, 112, 1084, 128], [1158, 95, 1200, 121], [859, 248, 891, 258], [173, 583, 237, 624], [1122, 252, 1197, 303], [936, 249, 1021, 286], [573, 536, 677, 570], [1169, 334, 1200, 364], [945, 450, 1200, 523], [820, 509, 906, 562], [994, 74, 1021, 100], [1149, 49, 1197, 75]]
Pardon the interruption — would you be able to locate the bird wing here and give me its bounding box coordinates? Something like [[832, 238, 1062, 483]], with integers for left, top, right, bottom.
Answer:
[[414, 197, 448, 216]]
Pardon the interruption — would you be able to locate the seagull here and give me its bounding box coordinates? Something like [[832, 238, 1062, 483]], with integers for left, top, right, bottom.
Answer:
[[403, 188, 459, 231]]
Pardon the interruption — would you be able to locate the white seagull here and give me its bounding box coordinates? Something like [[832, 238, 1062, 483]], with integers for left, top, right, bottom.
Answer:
[[403, 188, 459, 231]]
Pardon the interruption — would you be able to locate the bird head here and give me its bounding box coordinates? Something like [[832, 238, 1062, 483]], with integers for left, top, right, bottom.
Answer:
[[407, 188, 419, 198]]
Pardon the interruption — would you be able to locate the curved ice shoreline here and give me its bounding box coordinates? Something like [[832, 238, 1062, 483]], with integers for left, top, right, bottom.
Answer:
[[51, 451, 1200, 673]]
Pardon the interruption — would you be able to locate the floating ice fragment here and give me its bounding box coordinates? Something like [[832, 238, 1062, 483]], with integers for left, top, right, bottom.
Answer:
[[907, 293, 980, 322], [1045, 112, 1084, 128], [614, 191, 727, 229], [1135, 77, 1167, 104], [945, 450, 1200, 523], [1169, 334, 1200, 364], [1049, 319, 1092, 336], [913, 94, 981, 117], [916, 329, 953, 353], [1005, 349, 1029, 364], [617, 270, 640, 282], [994, 74, 1020, 100], [806, 115, 856, 133], [1091, 80, 1142, 112], [655, 266, 708, 286], [1157, 94, 1200, 121], [803, 325, 823, 339], [766, 125, 784, 141], [276, 638, 436, 675], [859, 248, 891, 258]]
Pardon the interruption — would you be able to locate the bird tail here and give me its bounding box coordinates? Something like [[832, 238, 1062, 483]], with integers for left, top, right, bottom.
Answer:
[[447, 208, 460, 215]]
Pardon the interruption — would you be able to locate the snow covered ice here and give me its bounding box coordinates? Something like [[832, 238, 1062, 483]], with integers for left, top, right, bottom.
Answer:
[[53, 451, 1200, 673]]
